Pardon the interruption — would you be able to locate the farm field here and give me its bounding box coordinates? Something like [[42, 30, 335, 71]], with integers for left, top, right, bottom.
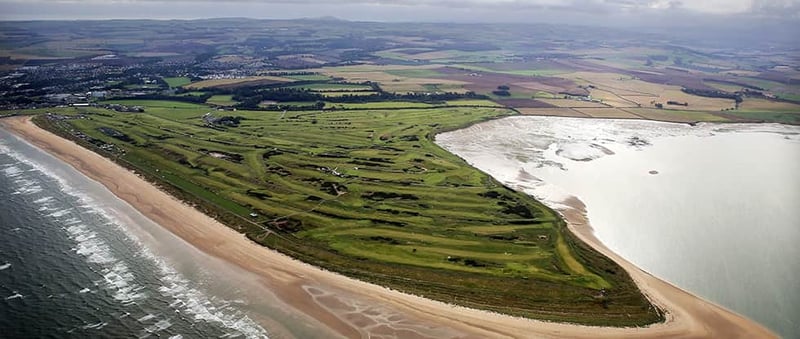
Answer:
[[186, 76, 293, 89], [738, 98, 800, 112], [537, 98, 610, 108], [444, 99, 503, 107], [207, 95, 239, 106], [516, 108, 589, 117], [286, 83, 373, 91], [280, 74, 332, 81], [162, 76, 192, 88], [721, 111, 800, 124], [325, 101, 434, 109], [320, 91, 379, 97], [309, 64, 468, 93], [28, 101, 661, 326], [560, 72, 737, 111], [572, 107, 641, 119], [627, 108, 729, 123]]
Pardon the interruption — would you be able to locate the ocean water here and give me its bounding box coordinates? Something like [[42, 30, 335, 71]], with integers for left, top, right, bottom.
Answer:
[[437, 116, 800, 338], [0, 127, 285, 338]]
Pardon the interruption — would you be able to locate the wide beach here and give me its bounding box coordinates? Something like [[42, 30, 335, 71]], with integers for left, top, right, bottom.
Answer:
[[1, 115, 776, 338]]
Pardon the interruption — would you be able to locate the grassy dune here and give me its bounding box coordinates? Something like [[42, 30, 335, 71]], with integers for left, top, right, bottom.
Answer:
[[31, 101, 662, 326]]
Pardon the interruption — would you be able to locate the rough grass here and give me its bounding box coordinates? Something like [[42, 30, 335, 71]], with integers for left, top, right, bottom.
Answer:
[[29, 102, 663, 326]]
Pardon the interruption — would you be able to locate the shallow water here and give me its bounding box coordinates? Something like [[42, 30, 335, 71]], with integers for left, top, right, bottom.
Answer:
[[0, 127, 334, 338], [437, 116, 800, 337]]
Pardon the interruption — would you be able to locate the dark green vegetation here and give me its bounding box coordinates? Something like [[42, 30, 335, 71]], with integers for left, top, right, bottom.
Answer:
[[28, 100, 662, 326]]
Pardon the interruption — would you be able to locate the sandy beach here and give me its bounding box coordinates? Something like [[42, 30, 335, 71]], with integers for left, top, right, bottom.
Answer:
[[1, 115, 776, 338]]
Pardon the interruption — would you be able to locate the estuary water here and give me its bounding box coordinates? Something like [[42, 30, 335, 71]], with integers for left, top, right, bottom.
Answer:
[[0, 127, 332, 338], [436, 116, 800, 338]]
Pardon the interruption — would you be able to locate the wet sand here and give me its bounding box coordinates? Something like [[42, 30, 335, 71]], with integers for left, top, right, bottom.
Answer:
[[1, 115, 776, 338]]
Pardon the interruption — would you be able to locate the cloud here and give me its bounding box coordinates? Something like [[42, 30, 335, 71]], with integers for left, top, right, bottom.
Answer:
[[1, 0, 798, 21]]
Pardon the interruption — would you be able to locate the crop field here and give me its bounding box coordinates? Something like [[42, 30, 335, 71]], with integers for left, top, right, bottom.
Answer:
[[286, 83, 373, 91], [384, 68, 447, 78], [30, 100, 661, 326], [453, 63, 572, 77], [443, 99, 503, 107], [561, 72, 737, 111], [375, 49, 510, 63], [206, 95, 239, 106], [572, 108, 641, 119], [280, 74, 331, 81], [162, 77, 192, 88], [626, 108, 729, 123], [186, 76, 293, 89], [310, 65, 468, 93], [515, 106, 732, 123], [324, 100, 502, 110], [721, 111, 800, 124], [320, 91, 379, 97], [704, 80, 744, 93], [738, 99, 800, 112], [325, 101, 435, 109], [537, 98, 610, 108], [177, 91, 208, 97], [516, 108, 589, 118]]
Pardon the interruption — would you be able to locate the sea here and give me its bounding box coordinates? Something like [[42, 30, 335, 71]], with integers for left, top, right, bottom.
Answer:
[[0, 127, 322, 338], [437, 116, 800, 338]]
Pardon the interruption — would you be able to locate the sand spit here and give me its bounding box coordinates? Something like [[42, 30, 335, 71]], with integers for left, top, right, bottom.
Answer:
[[1, 116, 776, 338]]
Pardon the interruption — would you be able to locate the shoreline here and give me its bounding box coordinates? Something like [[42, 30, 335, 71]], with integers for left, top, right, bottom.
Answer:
[[1, 115, 776, 338]]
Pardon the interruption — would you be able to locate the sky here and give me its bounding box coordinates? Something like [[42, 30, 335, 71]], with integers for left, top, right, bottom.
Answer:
[[1, 0, 799, 25]]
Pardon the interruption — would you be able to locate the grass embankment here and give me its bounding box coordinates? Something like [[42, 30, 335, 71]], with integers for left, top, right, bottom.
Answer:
[[30, 101, 662, 326]]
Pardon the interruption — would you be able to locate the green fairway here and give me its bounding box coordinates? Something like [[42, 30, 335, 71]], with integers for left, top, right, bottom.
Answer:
[[29, 101, 662, 326]]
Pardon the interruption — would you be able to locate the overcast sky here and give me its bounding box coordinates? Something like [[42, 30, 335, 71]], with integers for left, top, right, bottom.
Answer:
[[1, 0, 799, 24]]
